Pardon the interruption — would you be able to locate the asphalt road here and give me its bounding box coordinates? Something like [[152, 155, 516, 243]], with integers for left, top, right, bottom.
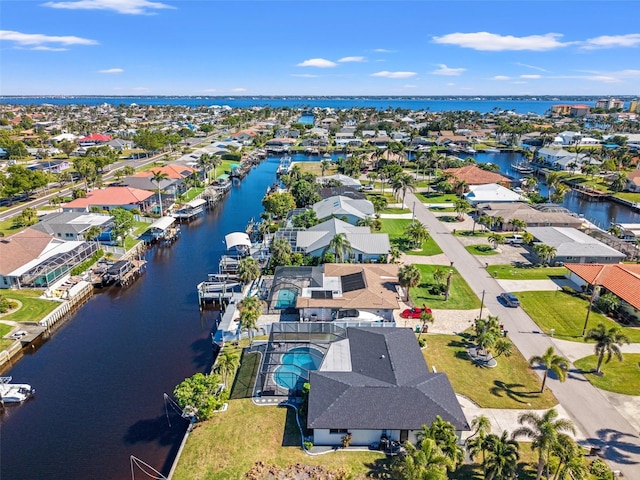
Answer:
[[404, 190, 640, 477]]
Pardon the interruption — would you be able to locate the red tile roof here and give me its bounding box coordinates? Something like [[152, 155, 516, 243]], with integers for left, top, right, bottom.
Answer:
[[443, 165, 510, 185], [565, 263, 640, 310], [78, 133, 112, 142], [133, 164, 196, 180], [64, 186, 153, 209]]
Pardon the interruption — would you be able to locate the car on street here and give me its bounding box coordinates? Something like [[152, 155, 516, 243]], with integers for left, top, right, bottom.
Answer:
[[362, 184, 374, 191], [499, 292, 520, 307], [400, 305, 433, 318]]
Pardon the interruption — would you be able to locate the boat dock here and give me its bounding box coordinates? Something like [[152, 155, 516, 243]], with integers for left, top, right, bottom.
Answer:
[[574, 185, 609, 202]]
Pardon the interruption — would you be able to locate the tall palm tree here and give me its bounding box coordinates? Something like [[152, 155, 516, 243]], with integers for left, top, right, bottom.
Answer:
[[197, 153, 212, 182], [393, 438, 451, 480], [237, 257, 260, 285], [238, 296, 262, 346], [320, 159, 331, 177], [418, 416, 465, 471], [454, 198, 472, 221], [404, 221, 430, 249], [584, 322, 630, 374], [418, 310, 434, 340], [528, 347, 570, 393], [210, 155, 223, 182], [488, 233, 505, 250], [551, 434, 589, 480], [484, 431, 520, 480], [213, 350, 239, 388], [466, 415, 492, 472], [546, 171, 563, 201], [391, 172, 416, 209], [325, 233, 352, 263], [398, 264, 421, 302], [150, 169, 170, 216], [511, 409, 576, 480]]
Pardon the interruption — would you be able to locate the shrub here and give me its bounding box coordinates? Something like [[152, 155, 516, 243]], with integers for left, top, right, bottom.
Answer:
[[303, 441, 313, 451], [341, 433, 352, 448], [418, 337, 427, 348], [428, 283, 446, 296], [561, 285, 577, 294], [589, 458, 611, 479], [0, 295, 18, 314]]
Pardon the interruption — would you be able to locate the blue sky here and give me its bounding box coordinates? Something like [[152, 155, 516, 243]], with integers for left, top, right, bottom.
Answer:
[[1, 0, 639, 96]]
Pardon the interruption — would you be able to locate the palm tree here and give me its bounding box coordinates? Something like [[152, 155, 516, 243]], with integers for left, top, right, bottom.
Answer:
[[454, 198, 472, 221], [610, 171, 627, 192], [484, 431, 520, 480], [509, 218, 527, 232], [210, 155, 223, 182], [325, 233, 352, 263], [320, 159, 331, 176], [466, 415, 492, 472], [238, 296, 262, 346], [513, 409, 576, 480], [371, 195, 388, 217], [550, 183, 570, 204], [398, 264, 421, 302], [418, 416, 465, 470], [393, 438, 451, 480], [533, 244, 557, 265], [584, 322, 630, 374], [551, 434, 589, 480], [197, 153, 212, 182], [418, 309, 434, 340], [488, 233, 505, 250], [213, 350, 239, 388], [84, 225, 102, 242], [404, 221, 430, 249], [366, 171, 378, 186], [237, 257, 260, 285], [391, 172, 416, 209], [528, 347, 570, 393], [388, 246, 401, 264], [150, 169, 170, 216], [546, 171, 563, 201]]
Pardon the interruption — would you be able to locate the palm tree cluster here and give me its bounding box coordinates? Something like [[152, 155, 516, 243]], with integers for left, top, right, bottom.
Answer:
[[532, 243, 557, 265]]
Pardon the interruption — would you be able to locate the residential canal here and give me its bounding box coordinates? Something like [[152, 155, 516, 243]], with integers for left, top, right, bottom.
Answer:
[[0, 157, 280, 480]]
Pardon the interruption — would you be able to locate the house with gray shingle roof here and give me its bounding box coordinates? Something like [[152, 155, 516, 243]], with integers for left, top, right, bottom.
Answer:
[[527, 227, 625, 264], [308, 327, 468, 447], [31, 212, 113, 241], [312, 195, 374, 225]]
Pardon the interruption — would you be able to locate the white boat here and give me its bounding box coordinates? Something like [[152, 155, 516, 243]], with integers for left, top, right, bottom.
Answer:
[[485, 147, 500, 153], [0, 377, 35, 403]]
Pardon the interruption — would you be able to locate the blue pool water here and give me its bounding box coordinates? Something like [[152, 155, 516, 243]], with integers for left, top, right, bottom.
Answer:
[[274, 288, 297, 309], [274, 347, 323, 390]]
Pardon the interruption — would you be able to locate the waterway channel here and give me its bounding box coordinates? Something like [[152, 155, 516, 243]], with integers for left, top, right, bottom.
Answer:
[[0, 157, 280, 480]]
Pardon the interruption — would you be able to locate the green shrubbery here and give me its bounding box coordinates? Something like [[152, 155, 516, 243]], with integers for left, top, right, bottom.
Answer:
[[70, 249, 104, 276]]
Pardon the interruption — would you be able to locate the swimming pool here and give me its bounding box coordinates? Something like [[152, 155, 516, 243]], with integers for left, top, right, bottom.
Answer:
[[274, 347, 323, 390], [274, 288, 297, 309]]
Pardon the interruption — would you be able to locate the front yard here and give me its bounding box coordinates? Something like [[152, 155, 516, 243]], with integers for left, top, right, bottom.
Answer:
[[487, 265, 568, 280], [574, 354, 640, 395], [380, 218, 443, 256], [517, 290, 640, 342], [411, 265, 481, 310], [422, 333, 557, 409]]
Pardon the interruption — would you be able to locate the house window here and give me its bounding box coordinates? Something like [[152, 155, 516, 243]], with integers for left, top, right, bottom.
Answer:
[[330, 429, 349, 434]]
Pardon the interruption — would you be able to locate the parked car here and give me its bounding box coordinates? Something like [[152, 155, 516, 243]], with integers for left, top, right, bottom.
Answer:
[[504, 234, 524, 245], [499, 292, 520, 307], [9, 330, 28, 340], [362, 184, 374, 191], [400, 305, 433, 319]]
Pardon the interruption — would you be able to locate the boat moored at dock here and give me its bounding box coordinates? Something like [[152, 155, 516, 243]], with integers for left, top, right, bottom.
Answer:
[[0, 377, 35, 404]]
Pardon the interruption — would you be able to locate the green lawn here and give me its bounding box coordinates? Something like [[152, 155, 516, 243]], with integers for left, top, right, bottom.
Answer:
[[229, 351, 260, 400], [379, 218, 443, 256], [0, 324, 14, 351], [574, 354, 640, 395], [181, 187, 205, 202], [455, 230, 491, 238], [411, 265, 481, 310], [466, 244, 499, 256], [614, 192, 640, 202], [1, 289, 60, 322], [416, 192, 459, 204], [517, 291, 640, 342], [0, 217, 28, 237], [365, 191, 397, 203], [422, 334, 557, 409], [172, 399, 387, 480], [381, 207, 411, 214], [487, 265, 567, 280]]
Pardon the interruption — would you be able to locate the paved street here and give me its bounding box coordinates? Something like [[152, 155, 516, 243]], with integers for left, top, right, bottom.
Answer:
[[404, 191, 640, 477]]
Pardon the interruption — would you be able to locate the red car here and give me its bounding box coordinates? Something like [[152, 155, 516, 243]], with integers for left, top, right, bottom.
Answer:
[[400, 305, 433, 319]]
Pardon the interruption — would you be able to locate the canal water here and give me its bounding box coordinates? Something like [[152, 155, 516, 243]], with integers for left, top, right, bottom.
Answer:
[[0, 157, 280, 480]]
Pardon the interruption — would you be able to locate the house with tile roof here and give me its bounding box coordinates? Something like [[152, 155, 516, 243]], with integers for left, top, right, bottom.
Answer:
[[625, 170, 640, 193], [62, 186, 154, 213], [565, 263, 640, 321], [527, 227, 626, 264], [0, 228, 98, 289], [308, 327, 469, 447], [443, 165, 510, 186]]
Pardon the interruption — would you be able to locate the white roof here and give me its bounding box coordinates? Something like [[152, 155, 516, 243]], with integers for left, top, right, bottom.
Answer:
[[186, 198, 207, 208], [51, 133, 77, 141], [148, 216, 175, 231], [464, 184, 525, 204], [225, 232, 251, 250]]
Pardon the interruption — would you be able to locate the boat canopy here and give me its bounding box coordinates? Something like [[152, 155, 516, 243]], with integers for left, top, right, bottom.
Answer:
[[186, 198, 207, 209], [148, 216, 176, 231], [225, 232, 251, 250]]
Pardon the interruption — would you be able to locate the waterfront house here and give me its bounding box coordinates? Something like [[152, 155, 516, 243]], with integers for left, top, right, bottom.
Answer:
[[31, 212, 113, 241], [625, 170, 640, 192], [275, 217, 390, 263], [312, 195, 374, 225], [308, 327, 469, 447], [316, 174, 361, 188], [564, 263, 640, 322], [0, 228, 98, 289], [443, 165, 511, 186], [62, 186, 154, 213], [318, 186, 366, 200], [464, 184, 526, 205], [475, 203, 583, 230], [527, 227, 626, 264]]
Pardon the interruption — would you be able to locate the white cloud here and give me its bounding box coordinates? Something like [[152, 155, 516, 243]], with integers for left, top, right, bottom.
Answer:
[[371, 71, 416, 78], [446, 82, 455, 86], [512, 81, 527, 84], [231, 87, 247, 93], [403, 84, 417, 88], [373, 48, 394, 53], [338, 56, 366, 63], [515, 62, 548, 72], [0, 30, 98, 47], [430, 64, 465, 76], [290, 73, 318, 78], [98, 68, 123, 74], [31, 45, 68, 51], [492, 75, 511, 81], [202, 88, 217, 93], [583, 34, 640, 49], [42, 0, 174, 15], [585, 75, 622, 83], [297, 58, 337, 68], [520, 74, 541, 79], [433, 32, 570, 51]]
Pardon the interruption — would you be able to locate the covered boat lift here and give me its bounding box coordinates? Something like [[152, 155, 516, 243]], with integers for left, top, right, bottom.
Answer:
[[172, 198, 207, 221], [142, 216, 180, 244]]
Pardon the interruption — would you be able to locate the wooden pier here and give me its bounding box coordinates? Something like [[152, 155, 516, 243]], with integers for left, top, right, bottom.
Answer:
[[574, 186, 608, 202]]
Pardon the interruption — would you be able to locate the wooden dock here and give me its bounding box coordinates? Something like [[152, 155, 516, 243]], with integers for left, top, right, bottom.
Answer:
[[574, 186, 608, 202]]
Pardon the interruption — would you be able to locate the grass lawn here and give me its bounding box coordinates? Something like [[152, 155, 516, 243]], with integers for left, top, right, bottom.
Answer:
[[181, 187, 205, 202], [379, 218, 443, 256], [487, 265, 567, 280], [614, 192, 640, 202], [172, 398, 387, 480], [381, 207, 411, 214], [411, 265, 481, 310], [423, 334, 557, 409], [294, 161, 339, 176], [416, 192, 458, 204], [466, 244, 499, 256], [1, 289, 60, 322], [517, 291, 640, 342], [0, 324, 14, 351], [365, 191, 397, 203], [455, 230, 491, 238], [574, 354, 640, 395], [0, 217, 27, 237]]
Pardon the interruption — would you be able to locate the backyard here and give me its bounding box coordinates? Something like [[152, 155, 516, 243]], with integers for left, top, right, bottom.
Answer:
[[411, 265, 481, 310], [422, 333, 557, 409], [0, 289, 60, 322], [517, 290, 640, 342], [380, 218, 443, 256]]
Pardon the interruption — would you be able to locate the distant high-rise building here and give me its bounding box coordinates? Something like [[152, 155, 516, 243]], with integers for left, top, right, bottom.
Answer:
[[629, 100, 639, 113], [596, 98, 625, 110]]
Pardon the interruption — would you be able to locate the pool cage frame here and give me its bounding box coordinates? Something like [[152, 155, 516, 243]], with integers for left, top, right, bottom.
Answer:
[[255, 322, 347, 398], [265, 266, 324, 314]]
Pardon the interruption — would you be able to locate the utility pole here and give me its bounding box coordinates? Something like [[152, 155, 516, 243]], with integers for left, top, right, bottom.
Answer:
[[478, 289, 486, 320]]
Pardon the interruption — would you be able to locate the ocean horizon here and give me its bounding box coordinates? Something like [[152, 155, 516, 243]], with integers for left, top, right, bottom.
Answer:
[[2, 95, 632, 114]]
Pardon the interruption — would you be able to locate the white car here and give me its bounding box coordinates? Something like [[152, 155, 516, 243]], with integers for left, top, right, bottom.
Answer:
[[10, 330, 28, 340]]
